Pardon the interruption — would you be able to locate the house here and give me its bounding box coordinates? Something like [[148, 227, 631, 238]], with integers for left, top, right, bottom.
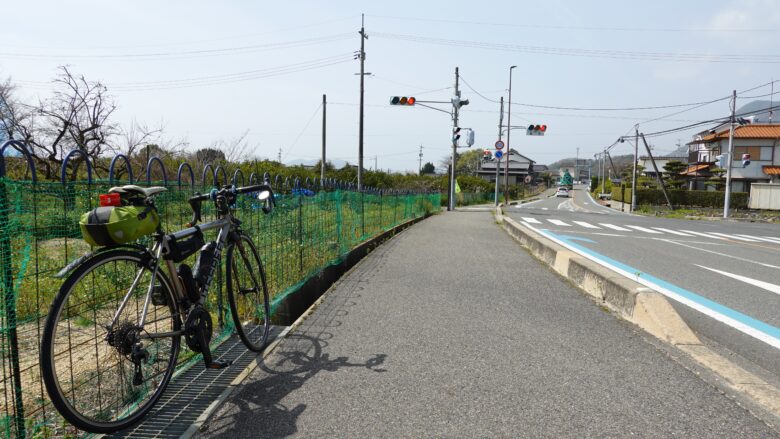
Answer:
[[686, 124, 780, 191], [639, 154, 688, 179], [477, 149, 535, 185]]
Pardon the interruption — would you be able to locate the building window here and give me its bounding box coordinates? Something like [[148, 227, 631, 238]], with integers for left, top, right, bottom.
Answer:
[[734, 146, 773, 161]]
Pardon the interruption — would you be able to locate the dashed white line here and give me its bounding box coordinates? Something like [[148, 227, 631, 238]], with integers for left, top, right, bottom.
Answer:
[[573, 221, 600, 229], [547, 219, 571, 226], [521, 217, 541, 224], [734, 235, 780, 243], [625, 225, 663, 234], [696, 265, 780, 296], [599, 223, 631, 231]]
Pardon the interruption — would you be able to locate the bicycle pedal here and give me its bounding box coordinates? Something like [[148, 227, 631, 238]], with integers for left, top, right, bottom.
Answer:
[[206, 359, 232, 370]]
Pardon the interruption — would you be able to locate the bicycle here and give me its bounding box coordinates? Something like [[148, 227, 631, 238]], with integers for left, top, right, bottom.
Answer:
[[40, 182, 276, 433]]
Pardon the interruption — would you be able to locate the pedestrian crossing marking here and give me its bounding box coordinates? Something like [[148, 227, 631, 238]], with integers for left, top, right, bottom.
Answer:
[[548, 219, 571, 226], [708, 232, 759, 242], [679, 230, 727, 240], [625, 225, 663, 234], [573, 221, 600, 229], [522, 217, 541, 224], [599, 223, 631, 231], [651, 228, 692, 236]]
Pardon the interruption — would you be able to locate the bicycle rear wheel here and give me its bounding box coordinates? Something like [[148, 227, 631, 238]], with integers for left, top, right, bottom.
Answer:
[[40, 249, 181, 433], [226, 233, 271, 352]]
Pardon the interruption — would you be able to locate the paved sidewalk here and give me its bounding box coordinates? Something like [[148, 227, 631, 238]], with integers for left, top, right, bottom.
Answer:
[[197, 212, 777, 438]]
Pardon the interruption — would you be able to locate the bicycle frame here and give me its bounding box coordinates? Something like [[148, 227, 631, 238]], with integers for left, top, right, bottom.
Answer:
[[108, 213, 235, 337]]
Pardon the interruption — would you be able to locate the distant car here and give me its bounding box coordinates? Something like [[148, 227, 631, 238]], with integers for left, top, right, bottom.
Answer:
[[555, 188, 569, 198]]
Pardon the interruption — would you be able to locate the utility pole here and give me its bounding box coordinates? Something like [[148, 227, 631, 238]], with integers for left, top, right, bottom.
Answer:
[[496, 96, 504, 206], [576, 147, 579, 183], [601, 150, 606, 194], [277, 147, 282, 163], [418, 144, 423, 174], [724, 89, 737, 218], [321, 94, 326, 182], [449, 67, 460, 211], [374, 155, 378, 171], [640, 133, 674, 210], [505, 66, 517, 203], [357, 14, 367, 191], [631, 125, 639, 212]]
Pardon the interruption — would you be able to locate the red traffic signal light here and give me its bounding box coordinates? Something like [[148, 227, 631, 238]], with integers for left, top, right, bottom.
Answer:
[[389, 96, 416, 106], [526, 124, 548, 136]]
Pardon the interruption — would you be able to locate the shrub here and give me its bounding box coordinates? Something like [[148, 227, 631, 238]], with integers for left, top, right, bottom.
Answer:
[[611, 188, 748, 209]]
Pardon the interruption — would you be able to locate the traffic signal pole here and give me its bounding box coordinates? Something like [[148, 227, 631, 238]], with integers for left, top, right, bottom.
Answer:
[[322, 94, 326, 183], [449, 67, 459, 211], [505, 66, 516, 204], [496, 96, 504, 206]]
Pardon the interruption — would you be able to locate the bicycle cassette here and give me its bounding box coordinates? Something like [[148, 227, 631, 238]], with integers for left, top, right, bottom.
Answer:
[[184, 305, 213, 353]]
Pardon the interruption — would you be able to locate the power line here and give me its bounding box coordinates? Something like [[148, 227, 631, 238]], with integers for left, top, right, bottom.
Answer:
[[0, 33, 354, 61], [17, 54, 354, 91], [368, 14, 780, 33], [281, 103, 322, 162], [373, 32, 780, 64]]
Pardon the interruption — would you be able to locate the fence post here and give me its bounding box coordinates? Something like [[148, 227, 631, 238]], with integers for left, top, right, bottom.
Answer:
[[335, 188, 343, 255], [297, 180, 304, 273], [0, 140, 37, 438]]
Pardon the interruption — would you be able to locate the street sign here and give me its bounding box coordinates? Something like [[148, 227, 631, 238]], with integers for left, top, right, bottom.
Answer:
[[494, 150, 503, 159], [494, 140, 505, 150]]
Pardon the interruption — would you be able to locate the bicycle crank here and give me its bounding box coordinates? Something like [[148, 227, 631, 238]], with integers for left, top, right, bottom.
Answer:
[[185, 305, 231, 370]]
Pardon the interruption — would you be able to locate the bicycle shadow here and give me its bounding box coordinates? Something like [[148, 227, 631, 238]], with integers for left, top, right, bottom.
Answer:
[[200, 333, 386, 438]]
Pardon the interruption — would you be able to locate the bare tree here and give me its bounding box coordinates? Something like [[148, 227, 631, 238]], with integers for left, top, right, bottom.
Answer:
[[3, 66, 118, 180]]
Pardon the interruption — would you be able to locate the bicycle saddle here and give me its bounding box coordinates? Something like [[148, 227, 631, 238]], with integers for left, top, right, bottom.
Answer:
[[109, 185, 168, 197]]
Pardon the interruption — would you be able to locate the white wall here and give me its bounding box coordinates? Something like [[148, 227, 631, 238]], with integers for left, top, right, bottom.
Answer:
[[749, 183, 780, 210]]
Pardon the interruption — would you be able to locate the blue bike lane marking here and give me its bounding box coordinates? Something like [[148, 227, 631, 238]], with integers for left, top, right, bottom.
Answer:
[[531, 225, 780, 350]]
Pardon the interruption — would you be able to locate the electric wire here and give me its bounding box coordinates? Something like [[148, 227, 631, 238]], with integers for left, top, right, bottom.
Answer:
[[373, 32, 780, 64], [281, 103, 322, 162]]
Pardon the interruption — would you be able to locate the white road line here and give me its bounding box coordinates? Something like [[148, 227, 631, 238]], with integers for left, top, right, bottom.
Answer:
[[658, 239, 780, 269], [599, 223, 631, 231], [651, 228, 692, 236], [696, 265, 780, 296], [679, 230, 727, 240], [521, 217, 541, 224], [548, 219, 571, 226], [541, 207, 549, 210], [707, 232, 760, 242], [625, 225, 663, 234], [573, 221, 600, 229], [593, 233, 627, 237], [760, 236, 780, 244], [734, 234, 780, 244]]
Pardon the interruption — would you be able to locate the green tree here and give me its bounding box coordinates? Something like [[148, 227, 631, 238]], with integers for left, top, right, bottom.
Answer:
[[706, 167, 726, 191], [662, 160, 688, 189], [455, 149, 482, 176], [420, 162, 435, 175]]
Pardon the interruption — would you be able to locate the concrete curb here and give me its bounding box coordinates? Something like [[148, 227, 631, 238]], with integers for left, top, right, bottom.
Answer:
[[494, 207, 780, 424]]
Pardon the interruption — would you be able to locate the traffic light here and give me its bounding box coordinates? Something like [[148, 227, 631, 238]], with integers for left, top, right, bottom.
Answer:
[[715, 153, 729, 168], [742, 153, 751, 167], [482, 149, 492, 161], [389, 96, 416, 106], [451, 97, 470, 108], [466, 129, 475, 147], [526, 124, 547, 136], [453, 127, 461, 142]]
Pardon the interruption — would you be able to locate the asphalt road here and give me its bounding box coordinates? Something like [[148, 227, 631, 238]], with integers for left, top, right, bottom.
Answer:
[[507, 186, 780, 380], [198, 211, 776, 438]]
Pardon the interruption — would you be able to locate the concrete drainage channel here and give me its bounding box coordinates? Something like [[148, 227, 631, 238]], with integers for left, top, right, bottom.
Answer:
[[494, 206, 780, 428], [101, 214, 431, 439]]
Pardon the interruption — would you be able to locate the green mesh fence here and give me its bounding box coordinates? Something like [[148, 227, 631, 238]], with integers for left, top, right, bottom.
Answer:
[[0, 177, 439, 438]]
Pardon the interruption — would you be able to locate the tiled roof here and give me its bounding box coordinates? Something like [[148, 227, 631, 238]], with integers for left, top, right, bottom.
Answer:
[[697, 124, 780, 143], [763, 165, 780, 175], [681, 163, 710, 175]]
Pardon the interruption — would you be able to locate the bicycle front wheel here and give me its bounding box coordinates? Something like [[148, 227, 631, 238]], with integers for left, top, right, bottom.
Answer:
[[40, 249, 181, 433], [226, 233, 271, 352]]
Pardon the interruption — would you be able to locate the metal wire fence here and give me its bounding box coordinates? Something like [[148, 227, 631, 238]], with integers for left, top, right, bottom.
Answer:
[[0, 143, 439, 438]]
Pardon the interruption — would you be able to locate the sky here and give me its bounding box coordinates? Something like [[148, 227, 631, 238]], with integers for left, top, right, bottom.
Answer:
[[2, 0, 779, 172]]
